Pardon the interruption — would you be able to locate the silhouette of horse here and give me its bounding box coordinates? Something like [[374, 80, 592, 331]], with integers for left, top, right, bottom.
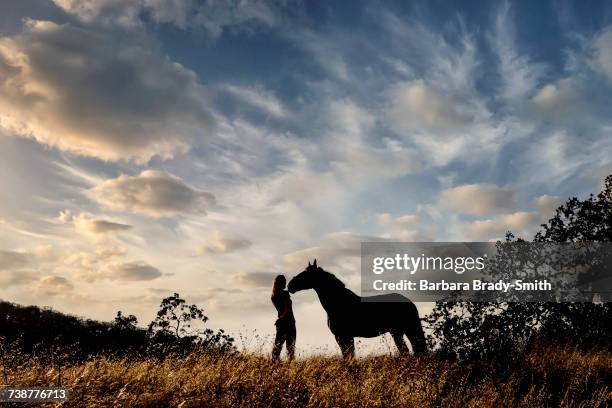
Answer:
[[288, 259, 426, 358]]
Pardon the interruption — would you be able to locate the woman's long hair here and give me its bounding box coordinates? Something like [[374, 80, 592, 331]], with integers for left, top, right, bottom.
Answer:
[[272, 274, 286, 296]]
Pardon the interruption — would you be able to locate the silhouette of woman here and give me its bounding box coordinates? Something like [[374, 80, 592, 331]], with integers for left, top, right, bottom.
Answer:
[[271, 274, 296, 360]]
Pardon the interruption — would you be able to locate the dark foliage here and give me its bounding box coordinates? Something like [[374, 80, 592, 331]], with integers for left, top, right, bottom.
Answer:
[[0, 293, 234, 362], [148, 293, 235, 356], [0, 301, 149, 361], [425, 175, 612, 360], [535, 174, 612, 243]]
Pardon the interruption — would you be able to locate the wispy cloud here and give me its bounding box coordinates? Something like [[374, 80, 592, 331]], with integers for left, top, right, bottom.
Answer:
[[222, 84, 287, 118]]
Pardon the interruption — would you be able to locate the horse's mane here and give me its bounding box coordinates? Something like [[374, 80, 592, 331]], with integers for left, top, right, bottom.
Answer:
[[318, 268, 346, 289], [316, 267, 360, 303]]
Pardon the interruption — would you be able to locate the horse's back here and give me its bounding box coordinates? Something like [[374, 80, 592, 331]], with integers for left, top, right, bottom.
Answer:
[[360, 293, 413, 303], [358, 293, 418, 320], [326, 293, 419, 337]]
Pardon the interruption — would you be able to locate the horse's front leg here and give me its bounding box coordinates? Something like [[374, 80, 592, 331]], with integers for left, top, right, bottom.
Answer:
[[335, 335, 355, 359]]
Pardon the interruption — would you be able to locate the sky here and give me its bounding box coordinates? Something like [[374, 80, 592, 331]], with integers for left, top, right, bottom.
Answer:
[[0, 0, 611, 356]]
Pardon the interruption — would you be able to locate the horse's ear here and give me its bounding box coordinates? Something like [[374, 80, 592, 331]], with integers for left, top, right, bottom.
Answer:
[[308, 260, 311, 266], [313, 259, 317, 267]]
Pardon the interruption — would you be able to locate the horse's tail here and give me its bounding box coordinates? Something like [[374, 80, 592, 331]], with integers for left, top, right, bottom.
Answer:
[[407, 302, 427, 355]]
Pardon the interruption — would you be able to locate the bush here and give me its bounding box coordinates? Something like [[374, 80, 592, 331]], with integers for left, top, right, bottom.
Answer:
[[425, 175, 612, 360]]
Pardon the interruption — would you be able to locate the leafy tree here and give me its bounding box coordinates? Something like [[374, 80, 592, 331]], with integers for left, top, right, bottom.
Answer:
[[535, 175, 612, 242], [425, 175, 612, 360], [148, 293, 234, 354], [148, 293, 206, 338], [114, 311, 138, 330]]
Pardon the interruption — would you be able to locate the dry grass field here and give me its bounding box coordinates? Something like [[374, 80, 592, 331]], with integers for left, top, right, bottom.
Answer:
[[3, 343, 611, 407]]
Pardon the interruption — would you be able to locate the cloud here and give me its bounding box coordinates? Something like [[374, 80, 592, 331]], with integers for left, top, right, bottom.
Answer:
[[231, 271, 277, 288], [63, 252, 98, 268], [387, 80, 473, 131], [198, 231, 252, 255], [77, 218, 132, 234], [250, 99, 421, 206], [190, 0, 282, 38], [53, 0, 286, 36], [290, 28, 350, 80], [493, 211, 537, 230], [52, 0, 143, 27], [491, 1, 544, 101], [377, 9, 480, 91], [374, 213, 428, 241], [375, 213, 419, 229], [36, 275, 74, 296], [0, 20, 214, 162], [0, 218, 50, 239], [88, 170, 216, 217], [96, 246, 127, 259], [467, 211, 538, 240], [0, 247, 62, 275], [64, 212, 132, 236], [533, 195, 562, 217], [515, 131, 612, 186], [93, 261, 162, 281], [57, 210, 74, 224], [283, 232, 391, 272], [524, 28, 611, 127], [0, 249, 61, 288], [62, 245, 126, 268], [31, 275, 89, 303], [0, 250, 30, 270], [326, 100, 422, 180], [384, 79, 504, 167], [0, 269, 40, 287], [591, 27, 612, 81], [467, 219, 506, 240], [439, 184, 517, 216], [222, 84, 286, 118], [531, 79, 584, 118], [31, 245, 59, 261]]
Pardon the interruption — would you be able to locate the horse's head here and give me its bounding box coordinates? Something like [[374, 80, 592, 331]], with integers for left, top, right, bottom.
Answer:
[[288, 259, 322, 293]]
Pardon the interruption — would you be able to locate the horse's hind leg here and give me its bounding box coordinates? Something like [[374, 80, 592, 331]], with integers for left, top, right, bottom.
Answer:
[[391, 331, 410, 355], [406, 320, 427, 355], [404, 304, 427, 355], [335, 335, 355, 359]]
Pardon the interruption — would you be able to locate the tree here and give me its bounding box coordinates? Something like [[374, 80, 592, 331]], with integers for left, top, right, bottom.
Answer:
[[114, 311, 138, 330], [148, 293, 207, 338], [148, 293, 234, 353], [535, 175, 612, 242], [425, 175, 612, 360]]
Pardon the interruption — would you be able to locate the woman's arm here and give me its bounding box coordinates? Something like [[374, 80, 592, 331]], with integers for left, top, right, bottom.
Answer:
[[278, 295, 291, 319]]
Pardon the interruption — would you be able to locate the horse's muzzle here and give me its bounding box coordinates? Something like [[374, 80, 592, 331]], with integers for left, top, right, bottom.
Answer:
[[287, 281, 296, 293]]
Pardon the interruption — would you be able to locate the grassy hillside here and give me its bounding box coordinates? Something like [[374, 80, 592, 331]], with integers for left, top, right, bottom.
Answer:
[[1, 300, 610, 407], [3, 343, 610, 407]]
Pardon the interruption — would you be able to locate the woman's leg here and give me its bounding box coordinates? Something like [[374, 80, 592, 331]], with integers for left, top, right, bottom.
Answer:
[[286, 324, 296, 360], [272, 325, 285, 360]]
